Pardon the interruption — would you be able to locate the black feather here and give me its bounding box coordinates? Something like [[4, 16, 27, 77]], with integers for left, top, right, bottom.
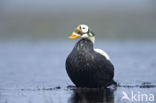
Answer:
[[66, 38, 115, 88]]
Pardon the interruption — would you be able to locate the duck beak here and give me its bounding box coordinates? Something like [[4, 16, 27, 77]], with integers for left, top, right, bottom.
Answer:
[[69, 32, 80, 39]]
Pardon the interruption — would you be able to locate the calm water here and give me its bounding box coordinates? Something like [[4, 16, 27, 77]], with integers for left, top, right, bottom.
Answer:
[[0, 40, 156, 103]]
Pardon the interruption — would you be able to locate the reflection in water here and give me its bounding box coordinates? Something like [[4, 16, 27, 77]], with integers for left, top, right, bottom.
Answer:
[[69, 88, 115, 103]]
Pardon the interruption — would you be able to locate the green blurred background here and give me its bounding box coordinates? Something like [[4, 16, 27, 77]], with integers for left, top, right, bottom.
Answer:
[[0, 0, 156, 41]]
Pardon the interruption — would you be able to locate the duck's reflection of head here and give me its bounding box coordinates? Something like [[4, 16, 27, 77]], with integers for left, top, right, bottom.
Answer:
[[69, 88, 115, 103]]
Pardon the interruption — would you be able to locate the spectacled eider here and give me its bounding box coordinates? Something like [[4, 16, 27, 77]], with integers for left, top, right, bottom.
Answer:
[[66, 24, 116, 88]]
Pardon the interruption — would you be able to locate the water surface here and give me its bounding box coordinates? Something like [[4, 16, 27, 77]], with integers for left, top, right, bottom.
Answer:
[[0, 40, 156, 103]]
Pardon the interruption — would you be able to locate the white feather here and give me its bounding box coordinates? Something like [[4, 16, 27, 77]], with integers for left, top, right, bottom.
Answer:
[[94, 48, 110, 61], [80, 24, 89, 33], [88, 36, 95, 44], [81, 34, 88, 38]]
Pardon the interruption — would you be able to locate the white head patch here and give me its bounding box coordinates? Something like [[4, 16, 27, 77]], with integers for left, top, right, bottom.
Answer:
[[80, 24, 89, 33]]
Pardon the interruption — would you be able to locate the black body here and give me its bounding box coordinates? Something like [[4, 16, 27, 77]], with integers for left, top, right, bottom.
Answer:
[[66, 38, 115, 88]]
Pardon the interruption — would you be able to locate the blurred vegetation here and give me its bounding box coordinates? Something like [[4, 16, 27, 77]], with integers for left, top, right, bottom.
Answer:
[[0, 0, 156, 41]]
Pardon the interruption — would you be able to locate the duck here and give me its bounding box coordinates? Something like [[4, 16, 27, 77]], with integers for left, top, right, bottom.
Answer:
[[66, 24, 116, 88]]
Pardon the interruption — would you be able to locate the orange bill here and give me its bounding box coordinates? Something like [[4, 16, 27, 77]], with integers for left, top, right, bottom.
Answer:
[[69, 34, 80, 39]]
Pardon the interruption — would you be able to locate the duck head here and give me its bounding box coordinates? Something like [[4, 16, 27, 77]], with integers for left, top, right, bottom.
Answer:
[[69, 24, 95, 43]]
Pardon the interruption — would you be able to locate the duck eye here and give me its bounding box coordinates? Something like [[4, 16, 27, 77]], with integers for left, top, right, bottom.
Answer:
[[81, 25, 88, 33], [82, 27, 85, 29]]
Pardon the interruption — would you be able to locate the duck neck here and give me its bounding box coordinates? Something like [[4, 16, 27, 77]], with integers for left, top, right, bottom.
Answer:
[[74, 38, 94, 51], [87, 36, 95, 44]]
